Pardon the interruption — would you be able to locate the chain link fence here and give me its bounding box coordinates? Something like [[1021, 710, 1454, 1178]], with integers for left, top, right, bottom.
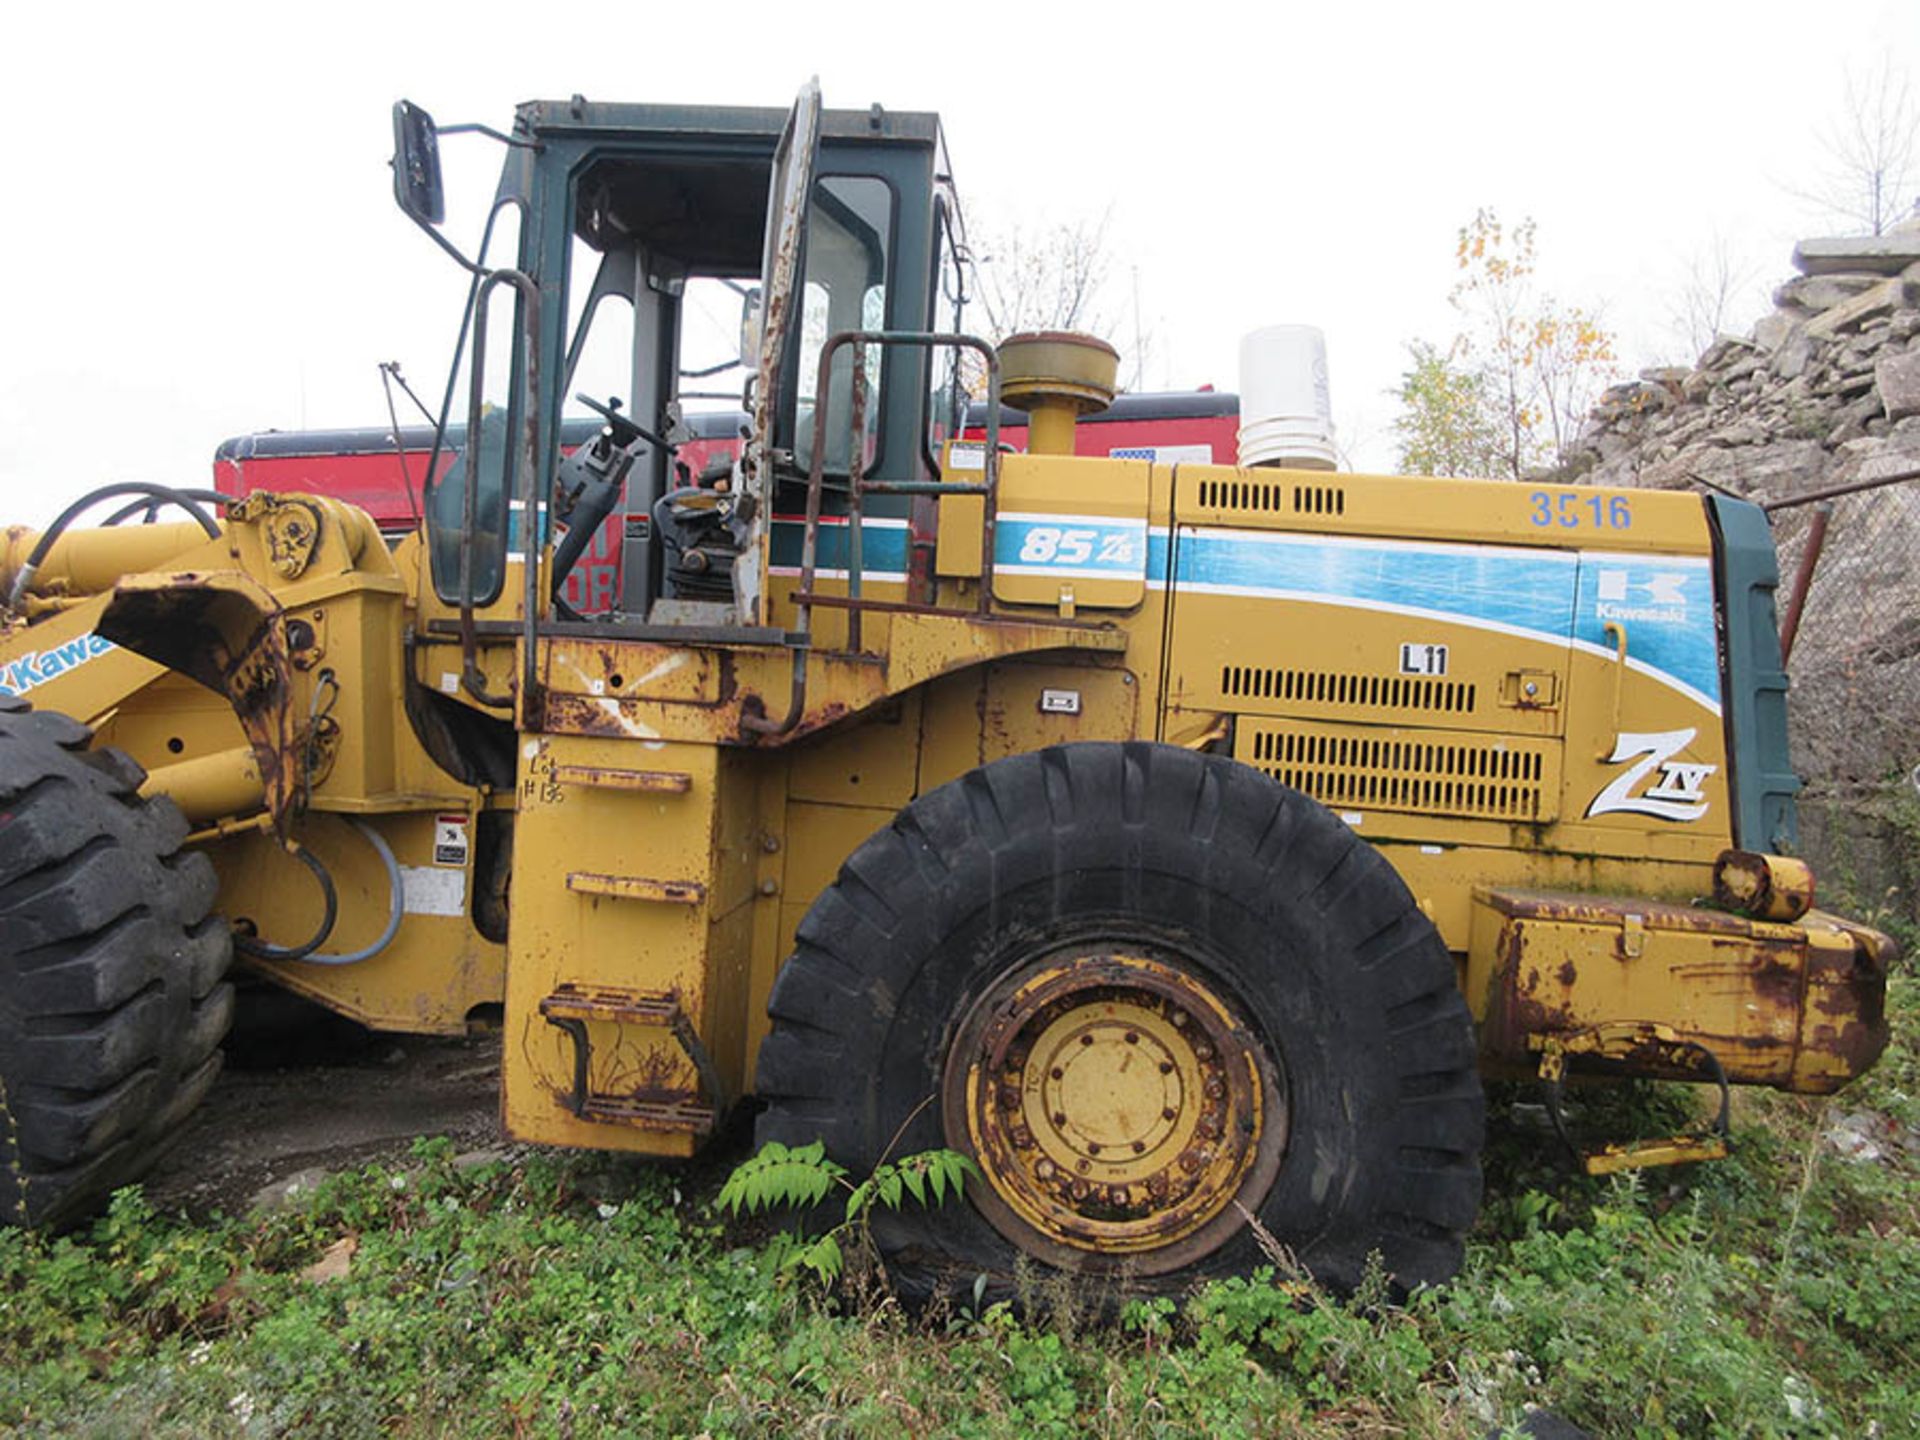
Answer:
[[1770, 481, 1920, 916]]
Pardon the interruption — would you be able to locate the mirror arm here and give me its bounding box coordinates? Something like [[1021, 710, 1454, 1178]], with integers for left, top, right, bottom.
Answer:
[[437, 122, 541, 150], [407, 212, 486, 277]]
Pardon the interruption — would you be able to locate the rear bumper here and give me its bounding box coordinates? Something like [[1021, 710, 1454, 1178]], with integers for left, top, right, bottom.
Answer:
[[1467, 887, 1891, 1094]]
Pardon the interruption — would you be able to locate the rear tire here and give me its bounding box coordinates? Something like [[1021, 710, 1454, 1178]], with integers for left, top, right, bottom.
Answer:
[[755, 741, 1483, 1299], [0, 698, 234, 1228]]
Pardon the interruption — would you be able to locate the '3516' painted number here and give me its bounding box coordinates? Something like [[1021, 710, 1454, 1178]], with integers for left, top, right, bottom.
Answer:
[[1530, 492, 1632, 529]]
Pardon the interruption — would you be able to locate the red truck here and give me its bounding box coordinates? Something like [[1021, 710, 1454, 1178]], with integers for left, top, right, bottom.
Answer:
[[212, 389, 1241, 613]]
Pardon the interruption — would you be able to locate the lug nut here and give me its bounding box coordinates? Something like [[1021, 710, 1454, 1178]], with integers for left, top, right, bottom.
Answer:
[[1131, 1140, 1146, 1154], [1195, 1042, 1213, 1060], [1012, 1127, 1034, 1149], [1035, 1159, 1056, 1179], [1159, 1061, 1174, 1075], [1086, 1142, 1101, 1155], [1050, 1066, 1064, 1080], [1161, 1108, 1177, 1121], [1080, 1034, 1094, 1046], [1124, 1031, 1139, 1044], [1052, 1112, 1068, 1127], [999, 1087, 1021, 1110]]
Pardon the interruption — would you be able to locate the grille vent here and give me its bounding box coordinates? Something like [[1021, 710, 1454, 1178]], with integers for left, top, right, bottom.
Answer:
[[1239, 720, 1554, 822], [1291, 483, 1345, 516], [1194, 475, 1347, 517], [1221, 666, 1476, 715]]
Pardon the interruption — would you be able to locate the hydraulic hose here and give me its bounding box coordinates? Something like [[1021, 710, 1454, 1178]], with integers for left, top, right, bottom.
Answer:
[[99, 488, 230, 526], [8, 483, 223, 607], [234, 841, 338, 962], [234, 821, 407, 966]]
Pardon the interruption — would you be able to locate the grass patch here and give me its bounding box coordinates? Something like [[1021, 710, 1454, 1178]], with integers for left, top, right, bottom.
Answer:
[[3, 975, 1915, 1438]]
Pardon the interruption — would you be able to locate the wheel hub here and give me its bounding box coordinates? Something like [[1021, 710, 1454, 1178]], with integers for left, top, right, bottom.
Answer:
[[944, 949, 1284, 1273]]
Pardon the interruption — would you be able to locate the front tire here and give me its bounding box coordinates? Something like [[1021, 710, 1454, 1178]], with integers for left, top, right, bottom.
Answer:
[[0, 699, 234, 1228], [755, 741, 1483, 1298]]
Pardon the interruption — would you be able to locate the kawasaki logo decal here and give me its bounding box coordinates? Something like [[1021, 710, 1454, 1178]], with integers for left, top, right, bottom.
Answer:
[[0, 633, 117, 698]]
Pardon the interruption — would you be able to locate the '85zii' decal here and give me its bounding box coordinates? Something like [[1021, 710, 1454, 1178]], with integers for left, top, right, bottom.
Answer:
[[1586, 729, 1716, 822]]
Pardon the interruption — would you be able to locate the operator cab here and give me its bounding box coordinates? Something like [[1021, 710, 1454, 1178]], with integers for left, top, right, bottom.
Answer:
[[397, 86, 967, 632]]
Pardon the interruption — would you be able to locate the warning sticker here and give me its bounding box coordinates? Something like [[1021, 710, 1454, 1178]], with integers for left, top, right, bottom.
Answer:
[[434, 812, 470, 867], [400, 865, 466, 917]]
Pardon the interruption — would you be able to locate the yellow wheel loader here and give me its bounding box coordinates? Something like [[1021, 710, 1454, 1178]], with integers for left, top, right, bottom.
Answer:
[[0, 84, 1891, 1297]]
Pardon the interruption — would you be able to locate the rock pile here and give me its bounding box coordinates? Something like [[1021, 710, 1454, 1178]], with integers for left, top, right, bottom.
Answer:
[[1571, 226, 1920, 504], [1568, 224, 1920, 904]]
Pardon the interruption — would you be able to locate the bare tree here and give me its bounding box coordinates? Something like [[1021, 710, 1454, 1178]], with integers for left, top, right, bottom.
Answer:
[[1794, 60, 1919, 236], [968, 210, 1154, 390], [974, 211, 1112, 338], [1663, 233, 1763, 363]]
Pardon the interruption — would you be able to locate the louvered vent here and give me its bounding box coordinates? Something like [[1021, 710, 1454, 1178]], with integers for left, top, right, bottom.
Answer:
[[1238, 718, 1555, 822], [1194, 475, 1347, 518], [1291, 483, 1345, 516], [1221, 666, 1476, 715]]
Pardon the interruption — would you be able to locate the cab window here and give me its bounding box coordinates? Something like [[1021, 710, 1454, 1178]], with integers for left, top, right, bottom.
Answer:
[[794, 175, 894, 475]]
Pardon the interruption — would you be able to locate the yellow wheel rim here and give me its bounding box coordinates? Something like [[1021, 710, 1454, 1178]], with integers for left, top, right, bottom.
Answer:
[[944, 949, 1284, 1273]]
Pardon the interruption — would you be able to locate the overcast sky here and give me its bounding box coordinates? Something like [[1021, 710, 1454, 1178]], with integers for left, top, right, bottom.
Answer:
[[1, 1, 1914, 528]]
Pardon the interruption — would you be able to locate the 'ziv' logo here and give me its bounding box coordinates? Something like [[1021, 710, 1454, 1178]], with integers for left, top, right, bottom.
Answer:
[[1586, 729, 1716, 822]]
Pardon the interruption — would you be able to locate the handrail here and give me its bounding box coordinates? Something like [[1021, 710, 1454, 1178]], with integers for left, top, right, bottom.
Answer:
[[740, 330, 1000, 738], [458, 267, 543, 710], [797, 331, 1002, 651]]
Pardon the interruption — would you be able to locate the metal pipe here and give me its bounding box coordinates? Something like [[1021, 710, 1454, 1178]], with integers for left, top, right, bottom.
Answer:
[[1764, 463, 1920, 512], [847, 336, 869, 650], [1778, 502, 1831, 665]]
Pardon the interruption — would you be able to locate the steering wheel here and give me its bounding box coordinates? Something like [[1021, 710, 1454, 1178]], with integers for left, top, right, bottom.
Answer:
[[575, 393, 673, 453]]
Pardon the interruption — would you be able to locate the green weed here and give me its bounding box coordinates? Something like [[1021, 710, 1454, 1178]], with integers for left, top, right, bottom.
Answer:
[[2, 979, 1916, 1437]]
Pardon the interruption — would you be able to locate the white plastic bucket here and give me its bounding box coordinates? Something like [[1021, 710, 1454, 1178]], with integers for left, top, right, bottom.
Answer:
[[1238, 325, 1336, 471]]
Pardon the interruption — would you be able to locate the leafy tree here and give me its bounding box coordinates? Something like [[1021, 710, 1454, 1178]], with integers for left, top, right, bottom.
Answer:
[[1392, 341, 1505, 476], [1394, 209, 1618, 479]]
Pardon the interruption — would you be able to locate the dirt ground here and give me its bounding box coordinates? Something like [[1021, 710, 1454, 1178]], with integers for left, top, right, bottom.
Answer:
[[143, 988, 507, 1218]]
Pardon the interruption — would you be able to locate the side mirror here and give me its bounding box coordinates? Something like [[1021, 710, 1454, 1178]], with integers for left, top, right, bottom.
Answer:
[[391, 100, 445, 226]]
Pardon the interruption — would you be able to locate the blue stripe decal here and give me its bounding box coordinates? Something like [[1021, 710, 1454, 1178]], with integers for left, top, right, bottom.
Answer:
[[1166, 529, 1721, 710], [768, 519, 910, 574], [506, 502, 548, 553], [1174, 530, 1579, 638]]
